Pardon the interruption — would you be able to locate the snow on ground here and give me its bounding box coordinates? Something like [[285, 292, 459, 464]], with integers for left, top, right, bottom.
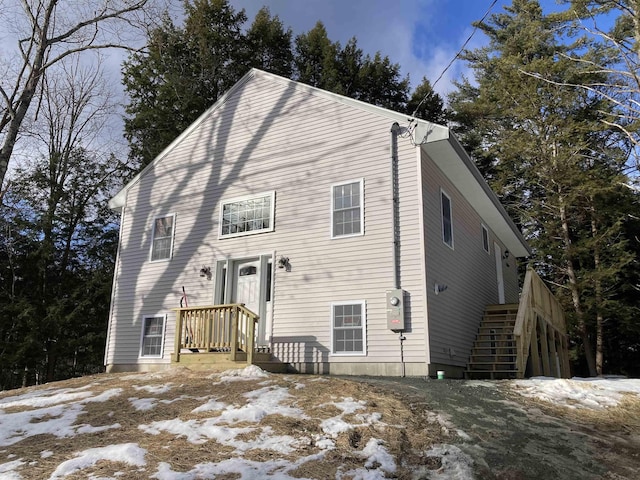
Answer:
[[1, 370, 638, 479], [511, 376, 640, 409]]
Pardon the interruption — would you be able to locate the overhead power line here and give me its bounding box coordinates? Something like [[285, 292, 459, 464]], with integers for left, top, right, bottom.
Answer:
[[411, 0, 498, 118]]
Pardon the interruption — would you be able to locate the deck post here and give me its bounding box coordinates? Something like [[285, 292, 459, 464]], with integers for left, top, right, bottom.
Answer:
[[246, 312, 255, 365], [539, 321, 551, 376], [230, 306, 239, 361], [549, 329, 559, 377], [530, 316, 541, 376], [173, 310, 183, 362]]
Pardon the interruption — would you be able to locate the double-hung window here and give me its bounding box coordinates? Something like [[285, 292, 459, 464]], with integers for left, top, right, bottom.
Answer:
[[220, 192, 275, 238], [441, 190, 453, 248], [139, 315, 166, 358], [332, 179, 363, 238], [150, 214, 175, 261], [331, 301, 366, 355]]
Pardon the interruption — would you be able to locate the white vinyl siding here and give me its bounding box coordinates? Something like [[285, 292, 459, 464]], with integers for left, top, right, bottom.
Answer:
[[331, 179, 364, 238], [106, 70, 427, 372], [139, 315, 166, 358], [482, 224, 490, 253], [219, 192, 275, 238], [422, 150, 519, 370], [331, 301, 366, 355], [441, 190, 453, 248], [150, 214, 175, 261]]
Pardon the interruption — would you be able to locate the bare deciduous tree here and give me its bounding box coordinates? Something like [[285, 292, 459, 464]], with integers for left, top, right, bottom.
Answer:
[[0, 0, 157, 191]]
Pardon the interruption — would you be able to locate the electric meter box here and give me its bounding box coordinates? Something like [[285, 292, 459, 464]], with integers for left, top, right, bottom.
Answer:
[[386, 289, 405, 331]]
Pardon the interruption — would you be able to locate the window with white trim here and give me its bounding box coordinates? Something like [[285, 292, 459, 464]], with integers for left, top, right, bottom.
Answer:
[[482, 225, 490, 253], [150, 214, 175, 261], [441, 190, 453, 248], [220, 192, 275, 238], [139, 315, 166, 358], [331, 301, 366, 355], [331, 179, 363, 238]]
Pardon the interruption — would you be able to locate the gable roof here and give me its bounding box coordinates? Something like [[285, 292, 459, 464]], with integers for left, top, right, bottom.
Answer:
[[110, 68, 529, 257]]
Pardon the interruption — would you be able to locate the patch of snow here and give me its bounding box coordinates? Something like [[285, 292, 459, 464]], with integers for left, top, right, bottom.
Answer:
[[217, 365, 269, 381], [230, 426, 302, 454], [313, 435, 336, 450], [139, 419, 254, 445], [153, 452, 329, 480], [362, 438, 396, 472], [424, 444, 475, 479], [48, 443, 147, 480], [129, 397, 157, 411], [0, 459, 25, 480], [0, 390, 95, 409], [87, 389, 123, 403], [0, 387, 123, 447], [41, 451, 54, 459], [321, 417, 354, 436], [191, 399, 227, 413], [133, 384, 172, 394], [511, 377, 640, 410], [456, 429, 472, 441], [331, 397, 367, 414]]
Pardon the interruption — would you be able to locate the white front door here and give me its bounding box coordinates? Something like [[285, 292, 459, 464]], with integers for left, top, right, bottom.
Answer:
[[232, 258, 261, 314], [494, 242, 505, 304]]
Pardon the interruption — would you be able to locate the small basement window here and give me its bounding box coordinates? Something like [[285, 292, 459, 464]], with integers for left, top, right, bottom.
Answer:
[[139, 315, 166, 358]]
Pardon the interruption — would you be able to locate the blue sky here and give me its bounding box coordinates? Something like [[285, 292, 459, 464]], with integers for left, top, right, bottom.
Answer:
[[228, 0, 565, 96]]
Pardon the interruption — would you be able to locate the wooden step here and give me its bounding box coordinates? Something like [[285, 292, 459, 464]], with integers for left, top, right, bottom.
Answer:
[[484, 303, 519, 313], [481, 317, 516, 326], [465, 304, 521, 380]]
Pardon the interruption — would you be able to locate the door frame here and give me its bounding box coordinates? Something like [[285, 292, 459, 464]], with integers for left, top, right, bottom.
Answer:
[[214, 253, 274, 346], [494, 242, 505, 304]]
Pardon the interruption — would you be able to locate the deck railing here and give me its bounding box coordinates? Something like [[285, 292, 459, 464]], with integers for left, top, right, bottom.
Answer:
[[172, 304, 259, 364], [513, 266, 571, 378]]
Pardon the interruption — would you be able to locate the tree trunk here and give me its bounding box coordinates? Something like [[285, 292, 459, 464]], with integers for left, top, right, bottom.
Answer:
[[559, 202, 597, 376], [590, 198, 604, 375]]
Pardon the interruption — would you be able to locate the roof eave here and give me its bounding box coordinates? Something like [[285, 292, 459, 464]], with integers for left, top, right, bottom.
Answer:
[[419, 129, 531, 258]]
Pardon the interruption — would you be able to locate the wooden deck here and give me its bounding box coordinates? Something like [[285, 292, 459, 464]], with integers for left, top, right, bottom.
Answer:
[[170, 304, 286, 372], [466, 267, 571, 379]]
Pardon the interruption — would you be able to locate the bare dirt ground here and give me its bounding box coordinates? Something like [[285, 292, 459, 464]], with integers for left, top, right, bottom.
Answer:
[[350, 376, 640, 479]]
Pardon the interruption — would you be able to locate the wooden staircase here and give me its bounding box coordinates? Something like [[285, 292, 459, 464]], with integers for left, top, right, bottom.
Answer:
[[465, 304, 519, 379]]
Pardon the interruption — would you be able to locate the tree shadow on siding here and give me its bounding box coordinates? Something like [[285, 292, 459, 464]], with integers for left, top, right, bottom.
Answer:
[[108, 79, 303, 362], [270, 336, 330, 374]]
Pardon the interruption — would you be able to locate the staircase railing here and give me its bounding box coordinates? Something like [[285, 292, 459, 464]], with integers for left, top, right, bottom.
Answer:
[[172, 304, 259, 364], [513, 266, 570, 378]]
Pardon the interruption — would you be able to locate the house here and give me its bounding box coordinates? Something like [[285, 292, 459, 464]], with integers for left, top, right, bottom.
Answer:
[[105, 69, 568, 378]]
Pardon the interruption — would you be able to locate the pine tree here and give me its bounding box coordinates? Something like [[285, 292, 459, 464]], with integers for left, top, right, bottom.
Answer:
[[449, 0, 638, 375], [407, 76, 449, 124], [293, 21, 341, 91], [244, 7, 293, 77], [123, 0, 248, 169]]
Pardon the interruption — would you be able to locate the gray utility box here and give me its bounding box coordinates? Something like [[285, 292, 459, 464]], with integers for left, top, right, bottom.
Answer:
[[386, 289, 405, 331]]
